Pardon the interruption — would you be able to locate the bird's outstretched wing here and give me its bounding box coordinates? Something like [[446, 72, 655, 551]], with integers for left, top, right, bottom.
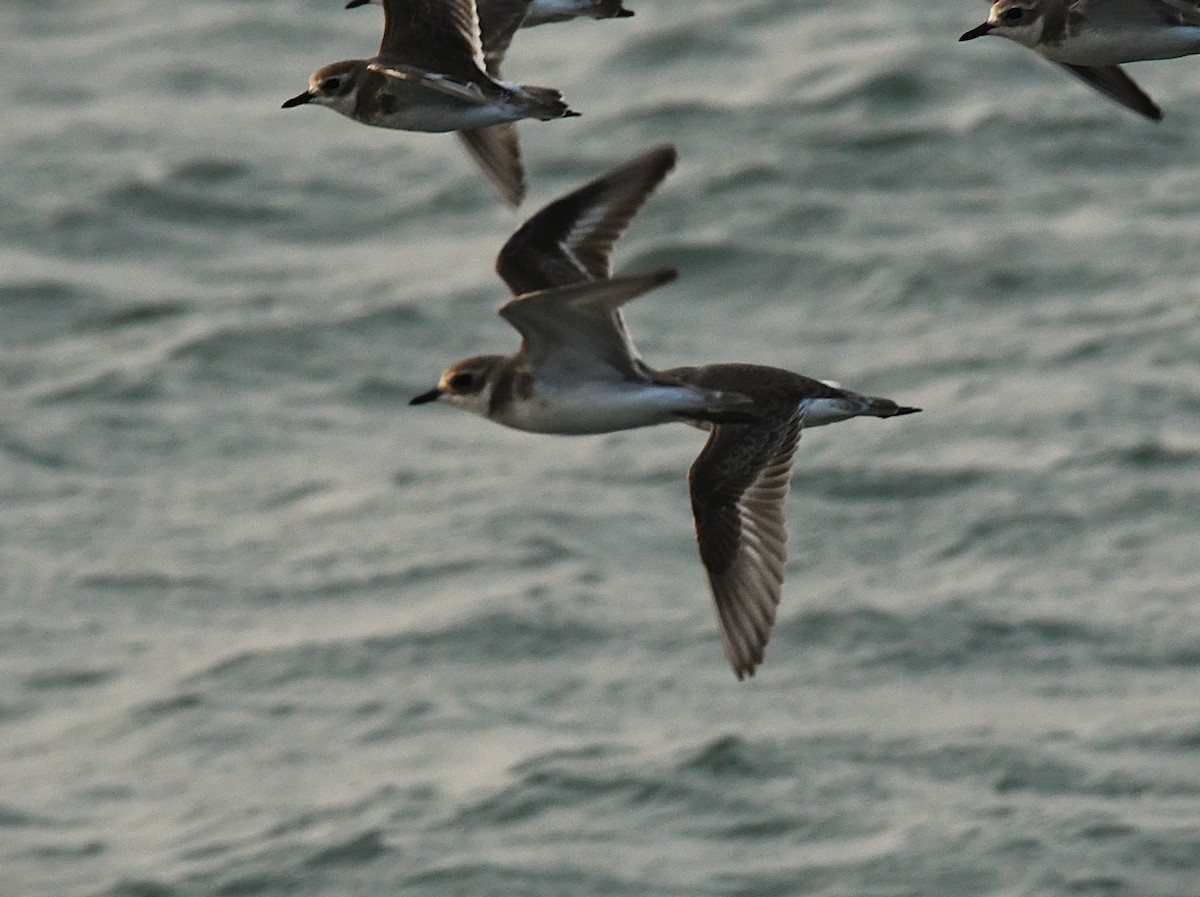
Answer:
[[377, 0, 489, 80], [457, 125, 525, 206], [496, 145, 677, 294], [689, 413, 801, 680], [499, 268, 675, 380], [1057, 63, 1162, 120]]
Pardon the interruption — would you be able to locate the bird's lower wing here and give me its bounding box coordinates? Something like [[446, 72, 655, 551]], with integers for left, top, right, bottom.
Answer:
[[1058, 63, 1162, 120], [689, 414, 802, 680], [456, 125, 525, 207]]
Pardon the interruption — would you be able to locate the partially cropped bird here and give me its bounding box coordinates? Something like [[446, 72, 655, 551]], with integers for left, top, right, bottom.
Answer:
[[285, 0, 578, 204]]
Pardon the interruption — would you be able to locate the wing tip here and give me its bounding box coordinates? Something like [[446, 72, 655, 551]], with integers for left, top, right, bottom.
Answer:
[[733, 663, 756, 682]]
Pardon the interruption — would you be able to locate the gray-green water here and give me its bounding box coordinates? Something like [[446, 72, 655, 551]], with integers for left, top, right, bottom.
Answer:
[[3, 1, 1200, 894]]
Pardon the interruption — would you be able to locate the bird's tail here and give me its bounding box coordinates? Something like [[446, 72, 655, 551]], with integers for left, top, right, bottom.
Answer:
[[800, 393, 920, 429], [517, 85, 580, 120], [590, 0, 635, 18], [859, 396, 921, 418]]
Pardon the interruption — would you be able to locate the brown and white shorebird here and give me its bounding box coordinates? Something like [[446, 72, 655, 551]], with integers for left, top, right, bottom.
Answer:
[[347, 0, 635, 28], [284, 0, 579, 205], [960, 0, 1200, 120], [409, 147, 921, 679]]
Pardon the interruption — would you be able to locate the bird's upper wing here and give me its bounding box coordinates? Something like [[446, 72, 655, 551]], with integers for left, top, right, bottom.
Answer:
[[688, 411, 802, 680], [1070, 0, 1200, 27], [498, 268, 675, 381], [496, 145, 678, 295], [377, 0, 488, 80], [1057, 63, 1162, 119], [476, 0, 534, 73], [1155, 0, 1200, 25]]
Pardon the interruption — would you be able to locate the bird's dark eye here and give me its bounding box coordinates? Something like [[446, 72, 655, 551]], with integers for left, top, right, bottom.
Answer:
[[1003, 8, 1024, 20], [449, 372, 474, 391], [323, 77, 342, 91]]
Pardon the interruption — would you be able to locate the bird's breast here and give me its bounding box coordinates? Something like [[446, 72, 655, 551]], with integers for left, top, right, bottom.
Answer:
[[358, 82, 523, 132], [491, 382, 709, 435]]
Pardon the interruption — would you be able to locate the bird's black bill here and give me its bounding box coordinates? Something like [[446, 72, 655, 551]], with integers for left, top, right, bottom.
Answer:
[[281, 91, 314, 109], [409, 388, 441, 406], [345, 0, 370, 7], [959, 22, 993, 41]]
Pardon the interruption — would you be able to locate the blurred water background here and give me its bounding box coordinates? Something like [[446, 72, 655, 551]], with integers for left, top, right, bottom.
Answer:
[[3, 0, 1200, 894]]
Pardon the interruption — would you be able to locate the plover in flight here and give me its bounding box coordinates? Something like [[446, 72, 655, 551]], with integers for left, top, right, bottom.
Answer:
[[961, 0, 1200, 120], [346, 0, 634, 28], [409, 147, 921, 679], [284, 0, 578, 205]]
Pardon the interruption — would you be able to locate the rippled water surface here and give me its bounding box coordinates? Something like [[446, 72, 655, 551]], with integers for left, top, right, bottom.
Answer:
[[3, 1, 1200, 895]]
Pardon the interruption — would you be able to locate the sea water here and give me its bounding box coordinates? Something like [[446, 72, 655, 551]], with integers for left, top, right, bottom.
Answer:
[[2, 1, 1199, 894]]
